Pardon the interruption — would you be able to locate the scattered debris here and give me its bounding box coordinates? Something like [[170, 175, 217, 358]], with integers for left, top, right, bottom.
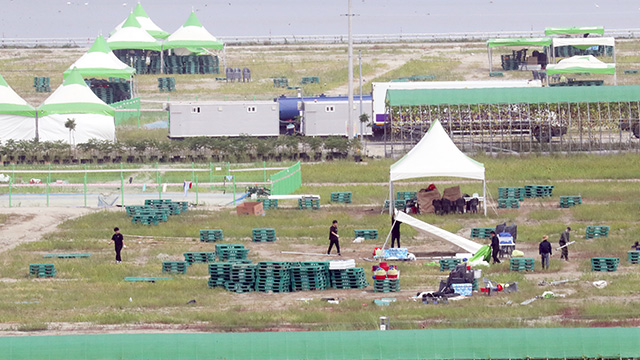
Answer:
[[538, 278, 579, 286], [187, 299, 196, 304], [520, 297, 538, 306], [592, 280, 608, 289], [373, 298, 396, 306], [353, 237, 364, 243], [521, 291, 567, 305], [295, 298, 313, 303]]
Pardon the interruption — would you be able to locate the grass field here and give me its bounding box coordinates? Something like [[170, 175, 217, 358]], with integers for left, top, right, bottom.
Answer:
[[1, 155, 640, 332]]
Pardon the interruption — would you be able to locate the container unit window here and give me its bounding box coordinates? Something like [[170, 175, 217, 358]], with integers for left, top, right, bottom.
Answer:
[[325, 105, 335, 112], [191, 107, 201, 114], [247, 106, 257, 113]]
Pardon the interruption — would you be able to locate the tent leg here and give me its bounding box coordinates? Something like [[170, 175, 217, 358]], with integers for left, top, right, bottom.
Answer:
[[160, 49, 164, 75], [388, 182, 394, 216], [488, 46, 492, 72], [483, 180, 487, 216]]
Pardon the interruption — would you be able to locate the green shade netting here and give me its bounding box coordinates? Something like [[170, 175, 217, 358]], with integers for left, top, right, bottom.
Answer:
[[386, 85, 638, 106], [0, 328, 638, 359]]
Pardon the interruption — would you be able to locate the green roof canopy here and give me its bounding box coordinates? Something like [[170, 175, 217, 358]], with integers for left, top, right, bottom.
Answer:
[[0, 74, 36, 117], [545, 26, 605, 35], [386, 85, 640, 106], [0, 328, 639, 359], [487, 37, 552, 48]]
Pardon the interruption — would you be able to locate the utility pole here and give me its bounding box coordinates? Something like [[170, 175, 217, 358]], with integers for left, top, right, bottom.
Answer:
[[359, 49, 363, 141], [347, 0, 354, 138]]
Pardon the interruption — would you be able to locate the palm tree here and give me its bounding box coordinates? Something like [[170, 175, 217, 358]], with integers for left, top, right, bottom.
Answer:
[[65, 118, 77, 147]]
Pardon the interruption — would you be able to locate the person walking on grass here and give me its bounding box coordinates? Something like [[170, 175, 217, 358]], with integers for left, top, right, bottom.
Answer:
[[110, 227, 124, 263], [539, 235, 552, 270], [559, 227, 571, 261], [490, 231, 501, 264], [327, 220, 341, 256]]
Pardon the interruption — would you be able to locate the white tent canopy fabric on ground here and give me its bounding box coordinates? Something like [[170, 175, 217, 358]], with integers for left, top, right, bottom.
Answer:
[[389, 119, 487, 215], [108, 12, 161, 51], [37, 68, 115, 144], [394, 209, 483, 254], [0, 74, 36, 142], [111, 3, 169, 39], [546, 55, 616, 84], [63, 35, 136, 80]]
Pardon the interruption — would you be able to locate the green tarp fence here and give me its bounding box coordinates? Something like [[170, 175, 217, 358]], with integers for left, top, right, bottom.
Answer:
[[270, 161, 301, 195], [386, 85, 640, 106], [113, 97, 141, 125], [1, 327, 638, 360]]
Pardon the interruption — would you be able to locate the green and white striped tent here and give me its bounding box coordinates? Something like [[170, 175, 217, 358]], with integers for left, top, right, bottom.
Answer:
[[107, 12, 161, 51], [37, 68, 115, 144], [63, 35, 136, 80], [111, 2, 169, 39], [163, 11, 224, 55], [0, 73, 36, 142]]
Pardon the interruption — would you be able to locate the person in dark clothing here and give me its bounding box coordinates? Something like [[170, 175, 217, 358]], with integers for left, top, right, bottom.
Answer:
[[559, 227, 571, 261], [327, 220, 341, 256], [539, 235, 552, 270], [490, 231, 501, 264], [391, 216, 402, 248], [110, 227, 124, 263]]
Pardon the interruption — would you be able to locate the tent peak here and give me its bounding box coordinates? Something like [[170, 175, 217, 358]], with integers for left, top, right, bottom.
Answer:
[[122, 12, 142, 28], [88, 35, 111, 54], [183, 11, 203, 27], [63, 67, 89, 87], [133, 2, 149, 18]]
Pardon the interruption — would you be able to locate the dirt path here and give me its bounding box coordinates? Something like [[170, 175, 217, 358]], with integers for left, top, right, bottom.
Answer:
[[0, 207, 95, 254]]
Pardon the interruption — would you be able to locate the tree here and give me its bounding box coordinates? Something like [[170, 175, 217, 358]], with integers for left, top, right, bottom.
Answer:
[[65, 118, 77, 147]]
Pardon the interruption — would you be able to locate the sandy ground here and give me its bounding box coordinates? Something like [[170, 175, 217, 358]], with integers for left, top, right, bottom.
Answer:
[[0, 207, 94, 255]]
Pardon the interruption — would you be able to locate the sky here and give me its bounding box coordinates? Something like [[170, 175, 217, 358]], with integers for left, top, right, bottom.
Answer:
[[1, 0, 640, 39]]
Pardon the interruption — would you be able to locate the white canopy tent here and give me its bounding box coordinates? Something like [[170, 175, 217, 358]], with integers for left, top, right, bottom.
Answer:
[[546, 55, 616, 85], [0, 74, 36, 142], [389, 119, 486, 215], [550, 37, 615, 64], [111, 3, 169, 39], [37, 68, 115, 144]]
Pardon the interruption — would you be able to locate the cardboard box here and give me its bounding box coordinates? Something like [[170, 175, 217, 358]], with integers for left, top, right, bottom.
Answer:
[[236, 202, 264, 216]]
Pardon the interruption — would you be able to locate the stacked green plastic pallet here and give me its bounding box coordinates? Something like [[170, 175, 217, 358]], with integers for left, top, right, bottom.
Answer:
[[354, 229, 378, 240], [560, 196, 582, 208], [585, 226, 609, 239], [384, 199, 407, 211], [215, 244, 249, 262], [157, 77, 175, 91], [510, 258, 535, 272], [162, 261, 188, 274], [256, 262, 291, 293], [298, 198, 320, 210], [498, 198, 520, 209], [257, 198, 278, 209], [439, 258, 461, 272], [214, 263, 256, 293], [329, 268, 368, 289], [330, 192, 352, 203], [373, 278, 400, 293], [252, 228, 276, 242], [33, 76, 50, 92], [200, 229, 223, 242], [628, 251, 640, 264], [524, 185, 554, 198], [470, 227, 494, 239], [498, 187, 525, 201], [591, 257, 619, 272], [184, 252, 215, 265], [290, 263, 329, 291], [396, 191, 417, 201], [29, 264, 56, 278]]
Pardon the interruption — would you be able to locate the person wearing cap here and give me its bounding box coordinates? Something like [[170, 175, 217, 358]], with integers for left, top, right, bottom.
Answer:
[[489, 230, 501, 264], [539, 235, 552, 270], [559, 227, 571, 261]]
